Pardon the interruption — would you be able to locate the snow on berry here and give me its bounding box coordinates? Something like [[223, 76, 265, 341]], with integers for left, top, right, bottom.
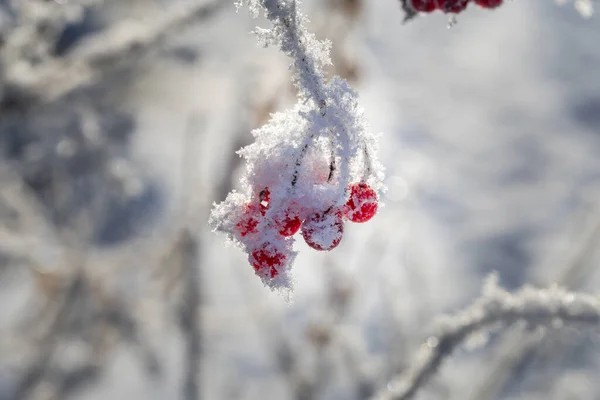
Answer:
[[301, 210, 344, 251], [256, 188, 302, 237], [277, 212, 303, 237], [249, 242, 286, 278], [248, 240, 295, 290], [344, 182, 379, 223], [235, 203, 262, 238]]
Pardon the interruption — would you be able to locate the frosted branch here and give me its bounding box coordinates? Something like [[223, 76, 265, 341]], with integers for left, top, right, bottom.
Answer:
[[372, 274, 600, 400], [1, 0, 224, 111]]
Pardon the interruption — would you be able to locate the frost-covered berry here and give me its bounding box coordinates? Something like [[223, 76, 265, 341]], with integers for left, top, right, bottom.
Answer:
[[235, 188, 271, 238], [235, 204, 262, 237], [301, 210, 344, 251], [474, 0, 502, 8], [278, 214, 302, 237], [249, 242, 287, 279], [256, 187, 302, 237], [410, 0, 437, 12], [276, 202, 304, 237], [437, 0, 469, 13], [344, 182, 378, 223]]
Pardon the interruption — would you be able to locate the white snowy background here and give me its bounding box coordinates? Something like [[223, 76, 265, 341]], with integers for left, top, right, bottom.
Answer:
[[1, 0, 600, 399]]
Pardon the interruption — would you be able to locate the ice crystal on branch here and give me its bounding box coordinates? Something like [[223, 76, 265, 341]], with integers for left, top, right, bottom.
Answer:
[[209, 0, 384, 292]]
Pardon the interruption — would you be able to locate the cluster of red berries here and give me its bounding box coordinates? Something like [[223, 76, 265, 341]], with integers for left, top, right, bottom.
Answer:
[[233, 183, 379, 280], [410, 0, 502, 13]]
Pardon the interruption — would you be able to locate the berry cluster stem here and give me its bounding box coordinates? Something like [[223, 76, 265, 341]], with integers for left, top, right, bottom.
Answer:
[[256, 0, 354, 195], [362, 143, 373, 181]]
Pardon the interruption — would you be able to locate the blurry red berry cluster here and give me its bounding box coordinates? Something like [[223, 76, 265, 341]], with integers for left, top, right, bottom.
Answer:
[[410, 0, 502, 13], [233, 183, 379, 280]]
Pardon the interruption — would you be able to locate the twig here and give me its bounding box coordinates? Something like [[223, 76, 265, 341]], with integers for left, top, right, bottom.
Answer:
[[11, 271, 86, 400], [176, 116, 204, 400], [178, 229, 203, 400], [1, 0, 225, 112], [371, 275, 600, 400], [467, 204, 600, 400]]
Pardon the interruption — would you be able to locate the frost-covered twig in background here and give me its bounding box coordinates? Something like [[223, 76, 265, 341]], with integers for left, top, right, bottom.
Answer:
[[467, 204, 600, 400], [210, 0, 384, 292], [177, 230, 203, 400], [372, 274, 600, 400], [0, 0, 225, 112]]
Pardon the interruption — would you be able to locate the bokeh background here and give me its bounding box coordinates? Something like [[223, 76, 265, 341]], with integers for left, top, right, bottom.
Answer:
[[1, 0, 600, 399]]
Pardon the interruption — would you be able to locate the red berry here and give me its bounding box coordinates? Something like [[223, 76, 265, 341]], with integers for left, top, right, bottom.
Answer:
[[236, 204, 261, 237], [344, 183, 378, 223], [301, 211, 344, 251], [278, 214, 302, 237], [276, 202, 304, 237], [410, 0, 437, 12], [436, 0, 469, 13], [235, 188, 270, 238], [258, 188, 303, 237], [249, 242, 287, 279], [474, 0, 502, 8]]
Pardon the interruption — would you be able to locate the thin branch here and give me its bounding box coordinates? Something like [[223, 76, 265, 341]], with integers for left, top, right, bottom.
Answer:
[[1, 0, 225, 112], [176, 116, 204, 400], [11, 271, 86, 400], [467, 204, 600, 400], [178, 229, 203, 400], [371, 275, 600, 400]]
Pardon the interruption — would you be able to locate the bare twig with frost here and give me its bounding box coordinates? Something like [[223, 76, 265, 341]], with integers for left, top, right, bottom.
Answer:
[[468, 205, 600, 400], [1, 0, 224, 111], [162, 117, 205, 400], [0, 165, 161, 399], [11, 271, 86, 400], [372, 274, 600, 400], [177, 230, 203, 400]]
